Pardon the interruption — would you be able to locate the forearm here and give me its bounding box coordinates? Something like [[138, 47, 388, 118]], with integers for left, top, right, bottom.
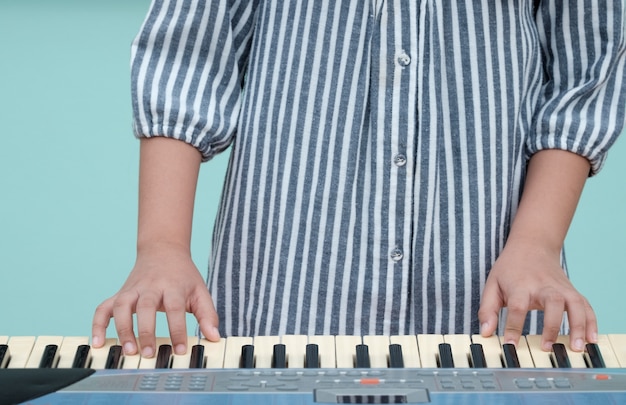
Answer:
[[506, 149, 590, 255], [136, 137, 202, 254]]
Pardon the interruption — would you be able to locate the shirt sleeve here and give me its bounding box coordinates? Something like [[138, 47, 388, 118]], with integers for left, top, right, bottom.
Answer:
[[529, 0, 626, 175], [130, 0, 257, 161]]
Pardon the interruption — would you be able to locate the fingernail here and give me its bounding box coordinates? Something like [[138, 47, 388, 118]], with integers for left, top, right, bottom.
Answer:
[[573, 338, 584, 351], [480, 323, 489, 335], [210, 326, 221, 339], [175, 344, 186, 355], [141, 346, 154, 358], [542, 341, 554, 351], [92, 336, 102, 347], [591, 332, 598, 343], [124, 342, 136, 355]]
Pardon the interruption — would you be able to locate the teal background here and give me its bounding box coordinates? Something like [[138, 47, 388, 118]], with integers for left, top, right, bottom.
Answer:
[[1, 1, 625, 339]]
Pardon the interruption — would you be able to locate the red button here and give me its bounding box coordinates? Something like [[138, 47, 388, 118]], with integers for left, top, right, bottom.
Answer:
[[360, 378, 380, 385], [595, 374, 610, 380]]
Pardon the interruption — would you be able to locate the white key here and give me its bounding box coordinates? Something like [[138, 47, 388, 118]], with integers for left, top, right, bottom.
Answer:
[[223, 337, 253, 368], [171, 337, 196, 369], [26, 336, 63, 368], [608, 334, 626, 367], [594, 334, 620, 368], [57, 336, 89, 368], [417, 334, 443, 368], [555, 336, 587, 368], [7, 336, 36, 369], [0, 336, 8, 345], [471, 335, 503, 368], [525, 335, 552, 368], [334, 335, 362, 368], [90, 338, 118, 369], [201, 338, 226, 368], [389, 335, 420, 368], [282, 335, 307, 368], [308, 335, 336, 368], [363, 336, 390, 368], [253, 336, 280, 368], [443, 334, 471, 368]]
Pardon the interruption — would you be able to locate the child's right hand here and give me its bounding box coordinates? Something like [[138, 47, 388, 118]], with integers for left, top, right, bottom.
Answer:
[[91, 243, 220, 357]]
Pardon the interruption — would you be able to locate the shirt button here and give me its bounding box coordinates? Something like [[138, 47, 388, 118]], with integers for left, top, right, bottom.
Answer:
[[397, 52, 411, 67], [393, 154, 407, 167], [390, 248, 404, 262]]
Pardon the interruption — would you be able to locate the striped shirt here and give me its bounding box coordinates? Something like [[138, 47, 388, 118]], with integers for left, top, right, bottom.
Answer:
[[131, 0, 626, 337]]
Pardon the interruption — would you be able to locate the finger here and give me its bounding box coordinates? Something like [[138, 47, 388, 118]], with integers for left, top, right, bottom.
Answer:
[[112, 292, 140, 355], [135, 292, 159, 358], [191, 287, 221, 342], [502, 296, 530, 347], [564, 295, 591, 352], [540, 290, 565, 351], [164, 295, 189, 355], [477, 278, 503, 337], [92, 298, 114, 348], [584, 300, 598, 344]]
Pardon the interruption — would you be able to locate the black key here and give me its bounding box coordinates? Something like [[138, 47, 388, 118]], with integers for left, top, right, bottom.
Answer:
[[388, 344, 404, 368], [240, 345, 255, 368], [355, 344, 371, 368], [0, 345, 9, 368], [502, 344, 520, 368], [585, 343, 606, 369], [470, 343, 487, 368], [39, 345, 59, 368], [156, 344, 173, 369], [551, 343, 571, 368], [272, 344, 287, 368], [71, 345, 91, 368], [438, 343, 454, 368], [189, 345, 205, 369], [305, 344, 319, 368], [105, 345, 123, 369]]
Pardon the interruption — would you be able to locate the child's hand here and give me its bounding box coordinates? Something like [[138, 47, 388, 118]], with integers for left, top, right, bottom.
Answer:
[[478, 240, 597, 352], [91, 244, 220, 357]]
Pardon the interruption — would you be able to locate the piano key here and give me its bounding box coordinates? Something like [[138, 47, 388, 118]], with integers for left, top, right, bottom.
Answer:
[[38, 345, 59, 368], [0, 344, 9, 368], [471, 335, 503, 368], [554, 336, 586, 368], [170, 337, 195, 369], [240, 345, 255, 368], [438, 343, 454, 368], [388, 344, 404, 368], [443, 334, 471, 368], [155, 344, 173, 369], [363, 336, 390, 368], [89, 338, 117, 369], [189, 344, 205, 369], [524, 335, 553, 368], [608, 334, 626, 368], [417, 334, 444, 368], [223, 337, 253, 368], [281, 335, 308, 368], [502, 344, 521, 368], [305, 344, 320, 368], [469, 344, 487, 368], [252, 336, 280, 368], [24, 336, 63, 369], [595, 335, 621, 368], [272, 344, 287, 368], [335, 336, 362, 368], [355, 344, 371, 368], [513, 336, 537, 368], [104, 345, 123, 369], [308, 335, 336, 368], [201, 338, 227, 368], [390, 335, 420, 367], [585, 343, 606, 369], [71, 345, 91, 368], [138, 338, 173, 369], [552, 343, 571, 368], [57, 337, 89, 369]]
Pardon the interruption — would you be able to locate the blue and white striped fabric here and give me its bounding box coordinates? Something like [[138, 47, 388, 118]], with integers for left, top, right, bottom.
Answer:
[[131, 0, 626, 337]]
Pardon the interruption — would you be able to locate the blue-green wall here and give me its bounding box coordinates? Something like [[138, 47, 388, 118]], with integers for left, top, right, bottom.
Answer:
[[1, 1, 625, 338]]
